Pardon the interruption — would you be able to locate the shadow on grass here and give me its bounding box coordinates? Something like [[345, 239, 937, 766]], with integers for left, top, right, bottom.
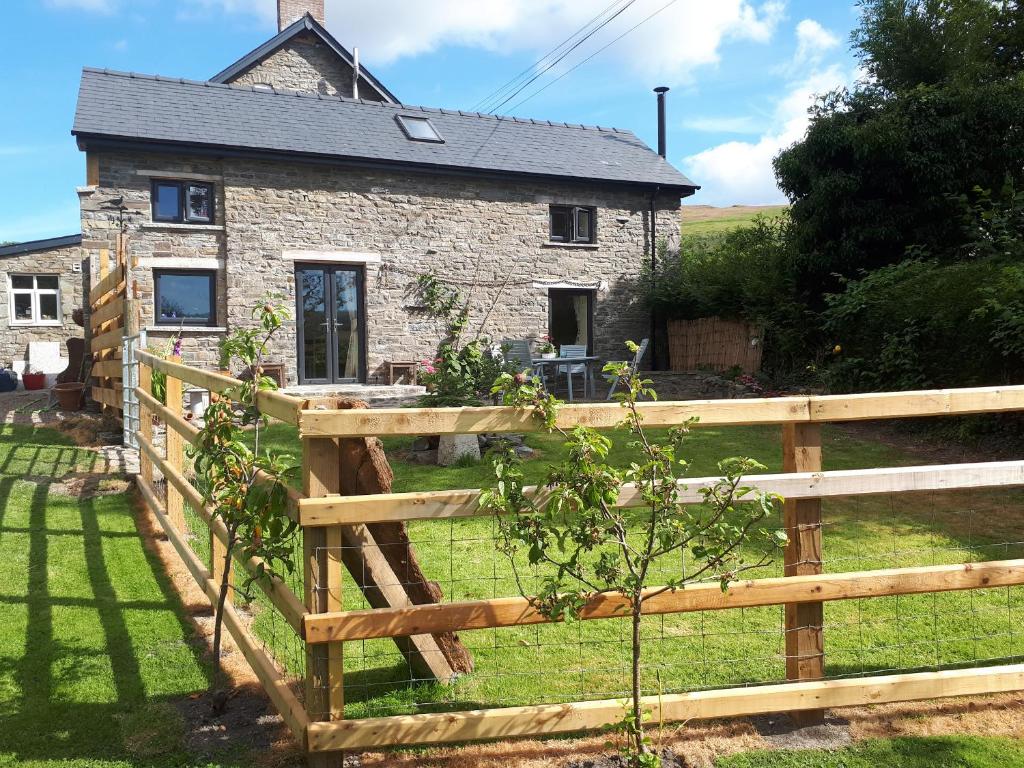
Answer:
[[0, 469, 243, 767]]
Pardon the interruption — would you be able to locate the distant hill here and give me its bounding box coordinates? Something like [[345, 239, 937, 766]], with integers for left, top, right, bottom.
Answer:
[[681, 204, 788, 235]]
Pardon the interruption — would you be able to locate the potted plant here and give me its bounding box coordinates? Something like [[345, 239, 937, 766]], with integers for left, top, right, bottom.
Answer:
[[537, 335, 556, 359], [21, 367, 46, 391]]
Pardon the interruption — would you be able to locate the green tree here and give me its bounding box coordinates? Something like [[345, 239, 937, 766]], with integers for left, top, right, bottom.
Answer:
[[480, 349, 785, 766], [188, 298, 299, 709]]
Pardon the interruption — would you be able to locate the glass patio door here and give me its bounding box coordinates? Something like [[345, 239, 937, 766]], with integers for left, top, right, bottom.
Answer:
[[296, 265, 365, 384]]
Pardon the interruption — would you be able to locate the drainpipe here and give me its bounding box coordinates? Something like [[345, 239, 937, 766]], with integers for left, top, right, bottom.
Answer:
[[650, 185, 660, 371]]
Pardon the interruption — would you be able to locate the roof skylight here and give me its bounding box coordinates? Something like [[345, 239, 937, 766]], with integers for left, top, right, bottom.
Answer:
[[395, 115, 443, 143]]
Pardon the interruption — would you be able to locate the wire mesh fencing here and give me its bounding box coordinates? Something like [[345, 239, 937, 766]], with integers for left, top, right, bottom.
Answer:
[[304, 485, 1024, 720]]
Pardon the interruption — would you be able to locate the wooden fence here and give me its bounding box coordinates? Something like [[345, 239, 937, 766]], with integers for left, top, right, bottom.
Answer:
[[89, 244, 128, 412], [129, 351, 1024, 763], [666, 317, 763, 373]]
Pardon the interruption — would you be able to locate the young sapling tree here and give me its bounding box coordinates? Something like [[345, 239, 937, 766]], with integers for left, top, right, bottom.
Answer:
[[480, 343, 787, 767], [188, 298, 299, 710]]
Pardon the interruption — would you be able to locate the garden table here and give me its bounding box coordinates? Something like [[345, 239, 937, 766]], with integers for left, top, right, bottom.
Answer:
[[532, 355, 601, 401]]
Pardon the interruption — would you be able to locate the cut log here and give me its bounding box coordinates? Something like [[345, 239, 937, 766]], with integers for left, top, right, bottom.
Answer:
[[329, 398, 474, 679]]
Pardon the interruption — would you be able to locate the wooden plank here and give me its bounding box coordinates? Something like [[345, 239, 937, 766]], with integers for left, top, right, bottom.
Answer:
[[136, 474, 309, 741], [91, 359, 124, 379], [165, 359, 185, 532], [303, 558, 1024, 643], [303, 437, 341, 725], [307, 663, 1024, 750], [90, 386, 122, 409], [325, 525, 344, 722], [297, 384, 1024, 438], [89, 263, 125, 305], [91, 326, 124, 354], [136, 433, 307, 633], [782, 422, 824, 726], [90, 295, 125, 329], [139, 364, 153, 484], [136, 349, 303, 425], [297, 460, 1024, 527], [299, 397, 811, 437], [811, 385, 1024, 422]]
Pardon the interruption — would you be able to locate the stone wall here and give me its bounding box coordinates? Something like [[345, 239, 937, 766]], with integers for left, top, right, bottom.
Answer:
[[0, 243, 88, 367], [84, 149, 681, 385], [80, 154, 228, 368], [226, 31, 384, 100]]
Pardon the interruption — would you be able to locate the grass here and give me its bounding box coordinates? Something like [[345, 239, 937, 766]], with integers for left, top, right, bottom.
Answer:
[[254, 421, 1024, 720], [5, 420, 1024, 766], [680, 205, 788, 236], [0, 423, 249, 768], [716, 736, 1024, 767]]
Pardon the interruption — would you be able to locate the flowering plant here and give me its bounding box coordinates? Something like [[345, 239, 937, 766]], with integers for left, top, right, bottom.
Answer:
[[536, 334, 556, 354]]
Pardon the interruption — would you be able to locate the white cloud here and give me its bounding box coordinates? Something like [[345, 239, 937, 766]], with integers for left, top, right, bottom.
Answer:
[[793, 18, 839, 67], [683, 115, 763, 134], [44, 0, 118, 12], [682, 63, 851, 205], [191, 0, 787, 77]]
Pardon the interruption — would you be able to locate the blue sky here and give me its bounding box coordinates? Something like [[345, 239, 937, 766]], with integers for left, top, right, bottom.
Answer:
[[0, 0, 860, 243]]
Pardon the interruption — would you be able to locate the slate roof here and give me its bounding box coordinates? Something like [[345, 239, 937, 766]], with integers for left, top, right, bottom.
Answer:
[[0, 234, 82, 258], [209, 13, 399, 104], [72, 68, 698, 192]]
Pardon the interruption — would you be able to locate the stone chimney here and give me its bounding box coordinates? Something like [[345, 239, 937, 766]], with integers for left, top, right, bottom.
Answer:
[[278, 0, 325, 31]]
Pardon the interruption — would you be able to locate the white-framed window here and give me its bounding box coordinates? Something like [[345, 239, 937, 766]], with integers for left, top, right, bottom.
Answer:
[[9, 274, 62, 326]]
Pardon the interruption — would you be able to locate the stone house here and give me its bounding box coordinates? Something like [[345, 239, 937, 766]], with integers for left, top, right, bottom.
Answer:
[[0, 235, 88, 371], [16, 0, 698, 388]]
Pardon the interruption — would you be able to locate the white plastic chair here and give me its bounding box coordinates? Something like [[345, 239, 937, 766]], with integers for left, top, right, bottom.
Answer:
[[605, 338, 649, 400], [557, 344, 589, 401]]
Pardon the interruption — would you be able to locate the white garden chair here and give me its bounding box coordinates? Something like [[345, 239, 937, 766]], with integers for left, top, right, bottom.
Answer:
[[605, 338, 649, 400]]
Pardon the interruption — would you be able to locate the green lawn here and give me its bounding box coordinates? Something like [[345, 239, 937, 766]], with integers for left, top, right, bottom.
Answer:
[[6, 420, 1024, 767], [680, 205, 788, 235], [0, 424, 254, 768], [256, 422, 1024, 721]]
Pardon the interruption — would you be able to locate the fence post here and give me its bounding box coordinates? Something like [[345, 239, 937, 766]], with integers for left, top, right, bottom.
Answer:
[[782, 422, 824, 726], [303, 432, 345, 766], [138, 362, 152, 482], [164, 356, 185, 533]]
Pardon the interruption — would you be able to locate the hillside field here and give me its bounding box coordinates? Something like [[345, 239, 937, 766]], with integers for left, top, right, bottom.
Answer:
[[681, 204, 788, 235]]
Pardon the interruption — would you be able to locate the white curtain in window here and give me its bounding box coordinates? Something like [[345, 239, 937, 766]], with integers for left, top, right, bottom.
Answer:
[[572, 294, 589, 346]]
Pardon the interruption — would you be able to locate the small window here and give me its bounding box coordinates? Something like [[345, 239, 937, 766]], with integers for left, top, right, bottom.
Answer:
[[395, 114, 444, 143], [154, 270, 216, 326], [151, 180, 215, 224], [549, 205, 597, 244], [9, 274, 62, 326]]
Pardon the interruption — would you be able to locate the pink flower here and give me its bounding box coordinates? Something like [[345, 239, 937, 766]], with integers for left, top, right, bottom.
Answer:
[[172, 336, 183, 357]]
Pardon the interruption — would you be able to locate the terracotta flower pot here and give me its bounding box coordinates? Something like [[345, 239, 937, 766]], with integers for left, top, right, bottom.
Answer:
[[53, 382, 85, 411], [22, 373, 46, 391]]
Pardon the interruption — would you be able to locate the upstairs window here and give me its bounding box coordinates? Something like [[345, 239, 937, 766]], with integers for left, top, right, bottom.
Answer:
[[549, 205, 596, 244], [151, 180, 215, 224], [395, 114, 444, 143], [9, 274, 61, 326]]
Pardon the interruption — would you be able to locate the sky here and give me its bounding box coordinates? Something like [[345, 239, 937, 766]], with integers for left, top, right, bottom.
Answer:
[[0, 0, 861, 243]]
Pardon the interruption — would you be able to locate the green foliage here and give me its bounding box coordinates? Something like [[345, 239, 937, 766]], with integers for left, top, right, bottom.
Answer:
[[647, 217, 820, 380], [774, 0, 1024, 287], [413, 273, 518, 407], [480, 345, 785, 766], [822, 186, 1024, 391], [187, 297, 298, 695]]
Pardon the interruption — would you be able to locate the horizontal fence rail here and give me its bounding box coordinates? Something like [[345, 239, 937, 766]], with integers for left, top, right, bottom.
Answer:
[[128, 349, 1024, 761]]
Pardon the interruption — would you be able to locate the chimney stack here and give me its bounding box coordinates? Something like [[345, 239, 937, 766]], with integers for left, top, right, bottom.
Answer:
[[278, 0, 325, 31], [654, 86, 669, 158]]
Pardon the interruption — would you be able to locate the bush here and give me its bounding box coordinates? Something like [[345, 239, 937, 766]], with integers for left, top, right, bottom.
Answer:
[[646, 216, 821, 382]]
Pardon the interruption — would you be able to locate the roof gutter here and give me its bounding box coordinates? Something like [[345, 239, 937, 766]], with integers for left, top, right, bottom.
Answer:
[[72, 133, 700, 196]]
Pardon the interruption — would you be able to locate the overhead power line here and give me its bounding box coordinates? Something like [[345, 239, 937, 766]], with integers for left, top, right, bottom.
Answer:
[[470, 0, 631, 113], [485, 0, 640, 114], [505, 0, 682, 113]]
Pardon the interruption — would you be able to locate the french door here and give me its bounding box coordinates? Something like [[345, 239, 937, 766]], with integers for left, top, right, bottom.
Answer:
[[296, 265, 366, 384]]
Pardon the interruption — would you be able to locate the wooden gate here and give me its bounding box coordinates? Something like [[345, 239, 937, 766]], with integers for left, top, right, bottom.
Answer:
[[89, 245, 128, 413]]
